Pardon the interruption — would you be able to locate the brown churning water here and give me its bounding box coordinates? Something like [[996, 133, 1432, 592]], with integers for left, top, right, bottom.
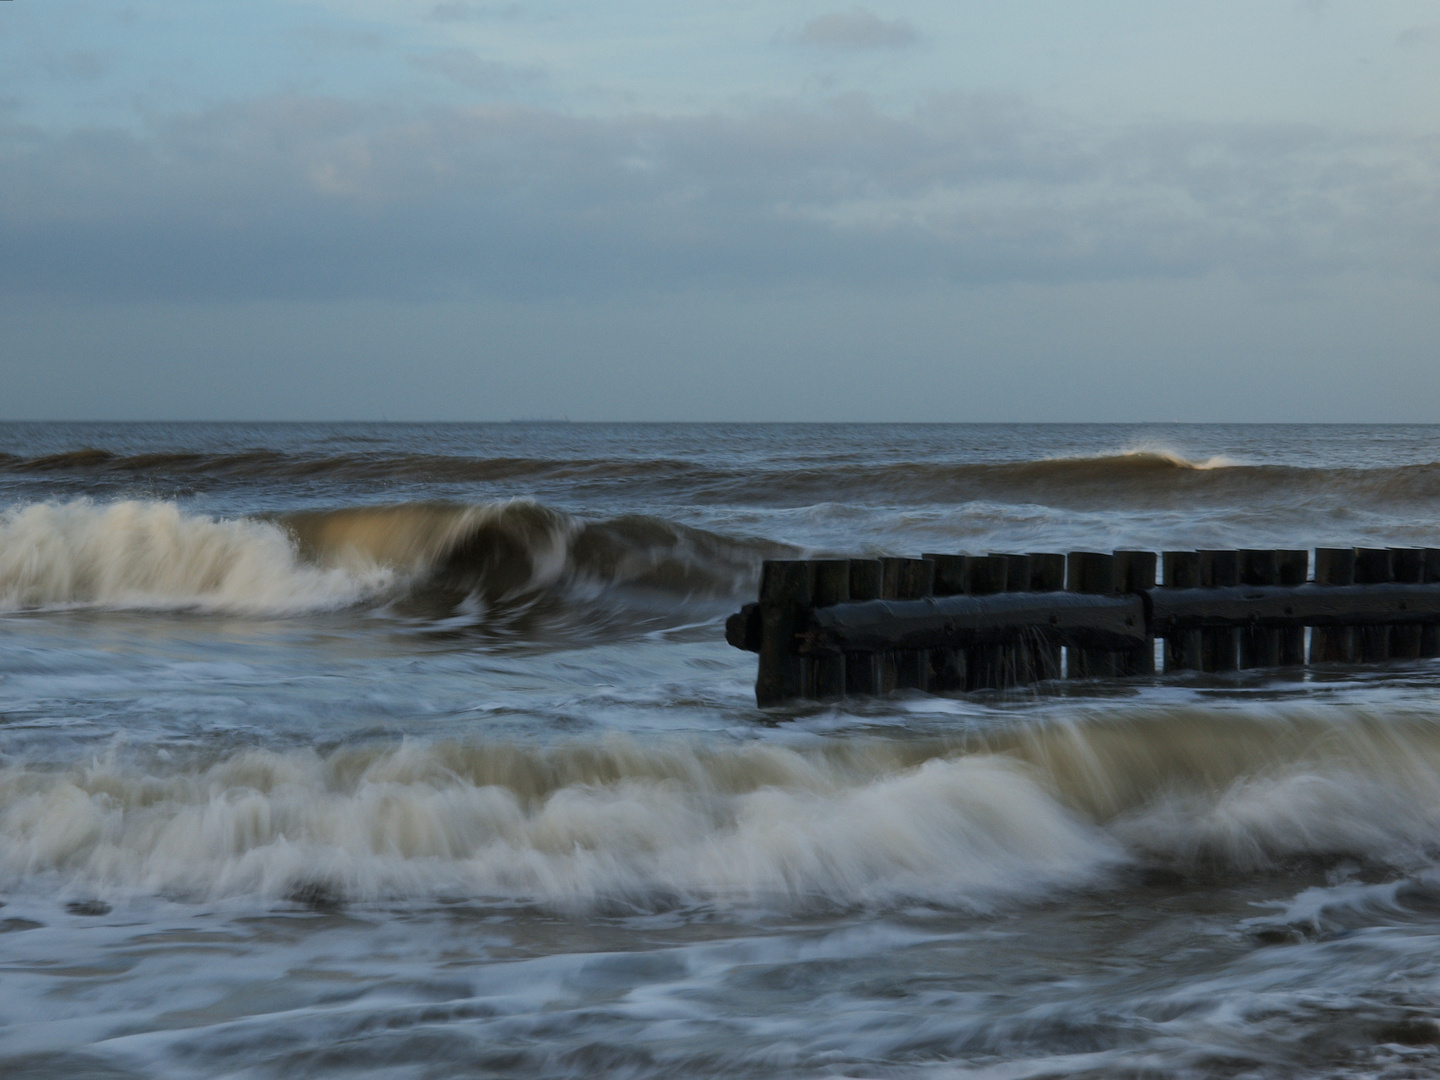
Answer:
[[3, 421, 1440, 1079]]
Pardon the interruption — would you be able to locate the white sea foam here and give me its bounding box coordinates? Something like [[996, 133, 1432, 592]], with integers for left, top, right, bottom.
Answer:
[[1119, 443, 1242, 471], [1062, 443, 1243, 471], [8, 713, 1440, 911], [0, 740, 1114, 910], [0, 500, 391, 613], [0, 498, 763, 617]]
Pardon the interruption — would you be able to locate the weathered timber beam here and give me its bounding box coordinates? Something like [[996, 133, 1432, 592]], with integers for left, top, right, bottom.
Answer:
[[735, 582, 1440, 660], [726, 603, 762, 652], [803, 591, 1147, 655], [1148, 582, 1440, 633]]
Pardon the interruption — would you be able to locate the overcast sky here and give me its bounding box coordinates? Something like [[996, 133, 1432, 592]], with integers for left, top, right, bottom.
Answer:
[[3, 1, 1437, 421]]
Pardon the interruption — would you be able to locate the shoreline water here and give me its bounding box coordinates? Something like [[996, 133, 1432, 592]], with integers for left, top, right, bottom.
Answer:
[[4, 422, 1440, 1078]]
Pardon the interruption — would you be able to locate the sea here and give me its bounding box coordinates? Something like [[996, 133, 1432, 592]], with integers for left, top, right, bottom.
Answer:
[[4, 421, 1440, 1080]]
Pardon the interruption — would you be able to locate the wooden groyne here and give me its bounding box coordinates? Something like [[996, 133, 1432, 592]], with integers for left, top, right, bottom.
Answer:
[[725, 548, 1440, 706]]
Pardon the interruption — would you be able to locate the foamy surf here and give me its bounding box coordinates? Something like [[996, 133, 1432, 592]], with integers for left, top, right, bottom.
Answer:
[[8, 710, 1440, 911], [1110, 444, 1243, 470], [0, 499, 391, 614], [0, 498, 780, 617], [8, 424, 1440, 1080], [0, 737, 1120, 910]]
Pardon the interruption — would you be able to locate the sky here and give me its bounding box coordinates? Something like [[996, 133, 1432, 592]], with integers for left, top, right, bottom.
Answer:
[[2, 1, 1437, 421]]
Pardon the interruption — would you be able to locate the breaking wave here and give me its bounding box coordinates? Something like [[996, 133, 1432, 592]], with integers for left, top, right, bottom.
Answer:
[[6, 707, 1440, 911], [0, 498, 788, 617], [6, 446, 1440, 508]]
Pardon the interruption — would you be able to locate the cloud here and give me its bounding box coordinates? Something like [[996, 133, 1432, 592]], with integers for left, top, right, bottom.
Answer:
[[295, 24, 386, 51], [1396, 25, 1438, 47], [0, 93, 1435, 302], [792, 8, 921, 50], [409, 48, 539, 90], [45, 51, 112, 82], [426, 2, 521, 23]]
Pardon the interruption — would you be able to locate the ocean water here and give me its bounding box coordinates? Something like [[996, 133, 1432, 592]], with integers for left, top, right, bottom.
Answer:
[[3, 422, 1440, 1079]]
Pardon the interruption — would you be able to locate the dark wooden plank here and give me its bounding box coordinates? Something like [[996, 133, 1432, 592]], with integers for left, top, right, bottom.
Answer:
[[1277, 549, 1309, 664], [1239, 549, 1281, 668], [808, 591, 1148, 654], [725, 602, 761, 652], [1026, 553, 1066, 679], [809, 560, 851, 698], [922, 553, 969, 691], [1197, 551, 1241, 671], [997, 553, 1036, 686], [1113, 550, 1157, 675], [1067, 552, 1117, 678], [881, 557, 935, 691], [1425, 548, 1440, 658], [965, 555, 1010, 689], [1147, 582, 1440, 632], [809, 581, 1440, 659], [924, 554, 969, 597], [844, 558, 883, 695], [1354, 548, 1394, 662], [1162, 551, 1203, 671], [756, 560, 815, 706], [1389, 549, 1425, 660], [1310, 547, 1356, 663]]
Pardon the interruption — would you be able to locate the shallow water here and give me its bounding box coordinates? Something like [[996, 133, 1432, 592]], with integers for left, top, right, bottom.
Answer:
[[4, 422, 1440, 1079]]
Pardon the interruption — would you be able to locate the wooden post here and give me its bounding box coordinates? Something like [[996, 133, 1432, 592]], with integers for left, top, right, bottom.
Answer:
[[1027, 553, 1066, 680], [1239, 550, 1281, 668], [1277, 549, 1309, 665], [1198, 551, 1240, 671], [922, 553, 969, 691], [844, 559, 883, 695], [755, 560, 814, 707], [881, 557, 935, 691], [1310, 548, 1356, 663], [964, 555, 1010, 688], [1162, 551, 1203, 671], [1354, 548, 1394, 661], [1067, 552, 1116, 678], [1389, 549, 1425, 660], [1113, 550, 1157, 675], [1424, 549, 1440, 659], [997, 553, 1036, 685], [925, 554, 970, 597], [809, 560, 851, 698]]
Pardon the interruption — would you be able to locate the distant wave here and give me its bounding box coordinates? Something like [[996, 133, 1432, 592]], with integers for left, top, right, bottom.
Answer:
[[6, 446, 1438, 508], [0, 448, 700, 483], [7, 707, 1440, 910], [0, 498, 792, 618], [1038, 447, 1242, 471]]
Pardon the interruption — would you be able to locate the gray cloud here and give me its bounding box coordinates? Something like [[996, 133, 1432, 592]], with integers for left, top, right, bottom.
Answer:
[[295, 24, 386, 51], [1, 93, 1435, 303], [426, 2, 521, 23], [793, 8, 921, 49], [44, 51, 112, 82], [409, 48, 540, 90]]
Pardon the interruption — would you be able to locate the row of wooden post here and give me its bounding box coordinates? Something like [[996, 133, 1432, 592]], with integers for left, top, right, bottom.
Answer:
[[743, 547, 1440, 706]]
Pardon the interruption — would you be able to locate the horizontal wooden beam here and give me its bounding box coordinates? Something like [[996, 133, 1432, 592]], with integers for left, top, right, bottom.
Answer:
[[804, 591, 1147, 654], [732, 550, 1440, 705], [742, 581, 1440, 661], [1148, 582, 1440, 632]]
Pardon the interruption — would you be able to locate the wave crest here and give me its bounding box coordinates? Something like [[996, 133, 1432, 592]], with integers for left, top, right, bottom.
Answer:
[[8, 708, 1440, 910], [0, 499, 389, 614], [0, 498, 785, 617], [6, 444, 1440, 509]]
